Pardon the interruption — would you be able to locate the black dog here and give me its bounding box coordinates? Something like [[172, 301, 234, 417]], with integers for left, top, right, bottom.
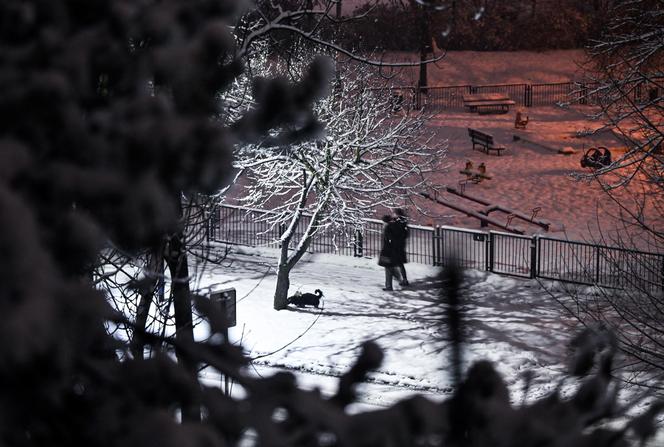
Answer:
[[287, 289, 323, 308]]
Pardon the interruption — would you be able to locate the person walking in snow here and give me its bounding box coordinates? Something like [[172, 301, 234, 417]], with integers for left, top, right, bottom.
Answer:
[[378, 214, 401, 291], [393, 208, 410, 286]]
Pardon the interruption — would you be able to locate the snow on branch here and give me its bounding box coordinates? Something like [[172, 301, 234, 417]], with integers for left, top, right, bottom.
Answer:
[[583, 0, 663, 193], [228, 56, 447, 245]]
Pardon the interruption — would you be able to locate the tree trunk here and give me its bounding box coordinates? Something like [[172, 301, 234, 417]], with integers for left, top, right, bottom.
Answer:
[[130, 244, 164, 360], [272, 226, 320, 310], [165, 231, 200, 422], [273, 243, 291, 310], [273, 262, 291, 310], [417, 4, 431, 89], [271, 173, 321, 310]]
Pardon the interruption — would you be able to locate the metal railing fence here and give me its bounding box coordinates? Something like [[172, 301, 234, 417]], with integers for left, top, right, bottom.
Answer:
[[211, 204, 437, 264], [537, 236, 664, 291], [382, 79, 661, 111], [209, 205, 663, 292]]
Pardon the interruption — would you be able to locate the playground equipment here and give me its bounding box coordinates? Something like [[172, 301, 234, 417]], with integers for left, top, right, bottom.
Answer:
[[512, 134, 570, 154], [514, 110, 529, 129], [420, 185, 552, 234], [459, 160, 492, 183], [444, 186, 550, 231], [580, 147, 612, 169], [420, 192, 525, 234]]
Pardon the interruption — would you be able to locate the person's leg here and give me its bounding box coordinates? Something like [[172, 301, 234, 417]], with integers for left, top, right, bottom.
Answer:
[[398, 264, 408, 285], [383, 267, 393, 290], [392, 266, 403, 286]]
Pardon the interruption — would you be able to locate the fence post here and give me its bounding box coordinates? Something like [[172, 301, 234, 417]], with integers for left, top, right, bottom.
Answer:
[[435, 226, 445, 266], [433, 226, 440, 266], [210, 206, 222, 243], [595, 245, 601, 285], [536, 236, 541, 279], [206, 212, 212, 243], [530, 236, 538, 279], [580, 83, 588, 105], [486, 232, 494, 272], [432, 226, 437, 266], [354, 229, 364, 257], [525, 84, 532, 107]]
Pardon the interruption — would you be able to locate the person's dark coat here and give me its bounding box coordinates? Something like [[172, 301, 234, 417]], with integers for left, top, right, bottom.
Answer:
[[393, 217, 409, 264], [378, 221, 400, 267]]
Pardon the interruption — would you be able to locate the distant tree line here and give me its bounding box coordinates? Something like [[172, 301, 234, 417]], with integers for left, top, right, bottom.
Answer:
[[338, 0, 613, 51]]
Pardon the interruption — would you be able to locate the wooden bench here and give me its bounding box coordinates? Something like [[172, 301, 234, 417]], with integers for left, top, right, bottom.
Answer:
[[463, 93, 516, 114], [468, 128, 506, 155]]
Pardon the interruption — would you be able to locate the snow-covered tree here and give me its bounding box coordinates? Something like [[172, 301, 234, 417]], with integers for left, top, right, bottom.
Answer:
[[570, 0, 664, 389], [95, 5, 339, 364], [98, 0, 445, 355], [231, 60, 448, 309]]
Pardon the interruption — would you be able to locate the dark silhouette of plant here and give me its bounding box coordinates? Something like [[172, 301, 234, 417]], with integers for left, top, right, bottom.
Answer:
[[341, 0, 598, 52], [0, 0, 661, 445], [438, 263, 662, 447], [0, 0, 331, 433]]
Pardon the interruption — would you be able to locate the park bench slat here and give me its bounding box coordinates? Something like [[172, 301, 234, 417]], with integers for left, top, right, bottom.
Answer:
[[462, 93, 511, 102], [464, 100, 516, 107]]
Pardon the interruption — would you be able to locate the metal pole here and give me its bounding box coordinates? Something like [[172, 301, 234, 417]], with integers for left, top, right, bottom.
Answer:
[[224, 325, 230, 395], [595, 245, 601, 285], [530, 236, 537, 279]]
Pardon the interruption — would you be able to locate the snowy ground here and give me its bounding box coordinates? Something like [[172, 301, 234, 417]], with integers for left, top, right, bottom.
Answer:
[[189, 244, 663, 443], [196, 49, 663, 438], [224, 49, 662, 246], [385, 49, 662, 245], [193, 245, 577, 405], [413, 104, 664, 244], [225, 101, 661, 248]]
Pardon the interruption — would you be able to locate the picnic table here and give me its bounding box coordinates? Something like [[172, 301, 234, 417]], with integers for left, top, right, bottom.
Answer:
[[463, 93, 516, 114]]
